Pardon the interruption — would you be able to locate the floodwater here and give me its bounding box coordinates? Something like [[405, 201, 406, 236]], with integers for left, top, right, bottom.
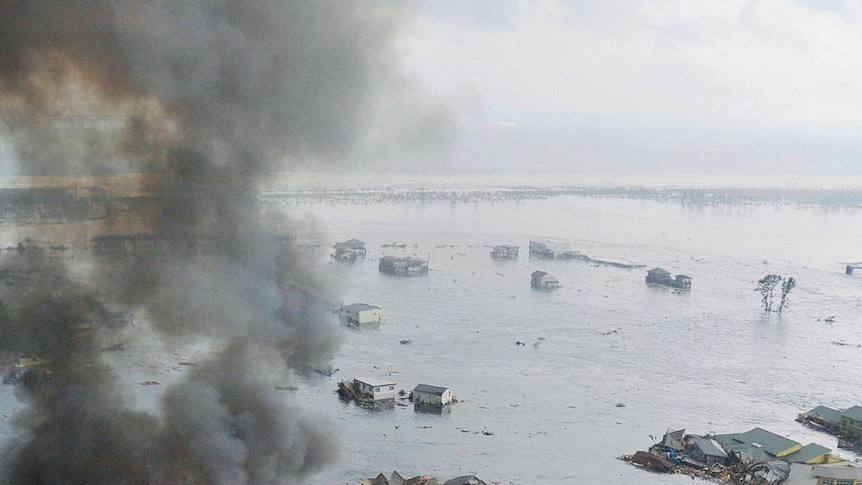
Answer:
[[3, 174, 862, 484]]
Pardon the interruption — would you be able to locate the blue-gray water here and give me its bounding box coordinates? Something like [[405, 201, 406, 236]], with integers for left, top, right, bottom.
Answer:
[[3, 175, 862, 484]]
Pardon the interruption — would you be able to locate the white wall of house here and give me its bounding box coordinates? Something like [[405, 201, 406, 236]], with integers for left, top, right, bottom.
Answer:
[[354, 378, 396, 401], [349, 308, 380, 324], [413, 387, 453, 405]]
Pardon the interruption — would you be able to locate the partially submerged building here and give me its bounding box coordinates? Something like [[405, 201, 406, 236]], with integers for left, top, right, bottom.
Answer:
[[333, 239, 367, 262], [798, 404, 862, 449], [341, 303, 381, 326], [353, 377, 396, 402], [531, 270, 559, 290], [379, 256, 428, 276], [646, 268, 692, 290], [490, 245, 519, 260], [411, 384, 453, 406]]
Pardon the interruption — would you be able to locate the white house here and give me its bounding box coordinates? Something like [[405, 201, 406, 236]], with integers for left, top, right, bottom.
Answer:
[[412, 384, 453, 406], [342, 303, 381, 325], [354, 377, 396, 401]]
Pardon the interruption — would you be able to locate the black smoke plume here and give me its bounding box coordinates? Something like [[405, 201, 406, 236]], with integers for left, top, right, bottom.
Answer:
[[0, 1, 451, 483]]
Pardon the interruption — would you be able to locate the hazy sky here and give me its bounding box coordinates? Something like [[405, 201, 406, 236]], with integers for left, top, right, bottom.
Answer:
[[400, 0, 862, 174]]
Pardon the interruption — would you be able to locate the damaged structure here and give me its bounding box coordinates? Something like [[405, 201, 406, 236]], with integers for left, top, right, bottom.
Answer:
[[379, 255, 428, 276], [341, 303, 381, 326], [338, 377, 397, 408], [490, 245, 519, 260], [798, 404, 862, 450], [333, 239, 367, 262], [531, 270, 559, 290], [645, 267, 692, 290], [356, 471, 489, 485], [624, 426, 843, 485]]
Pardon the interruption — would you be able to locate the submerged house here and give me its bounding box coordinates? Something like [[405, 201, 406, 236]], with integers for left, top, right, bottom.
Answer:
[[411, 384, 453, 406], [379, 256, 428, 276], [645, 267, 692, 290], [490, 245, 519, 260], [354, 377, 396, 402], [341, 303, 381, 325], [531, 270, 559, 290], [529, 240, 556, 259], [333, 239, 367, 261]]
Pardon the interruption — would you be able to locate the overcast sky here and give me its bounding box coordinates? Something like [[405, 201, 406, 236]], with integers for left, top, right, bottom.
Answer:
[[398, 0, 862, 174]]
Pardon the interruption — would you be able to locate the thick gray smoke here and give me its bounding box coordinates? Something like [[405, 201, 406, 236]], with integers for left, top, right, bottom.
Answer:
[[0, 1, 450, 483]]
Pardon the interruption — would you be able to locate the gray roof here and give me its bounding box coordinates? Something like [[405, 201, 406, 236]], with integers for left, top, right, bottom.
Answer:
[[805, 405, 844, 425], [444, 476, 487, 485], [413, 384, 450, 395], [343, 303, 379, 312], [647, 267, 670, 274], [813, 463, 862, 480], [843, 405, 862, 422], [690, 437, 728, 458], [355, 377, 396, 387]]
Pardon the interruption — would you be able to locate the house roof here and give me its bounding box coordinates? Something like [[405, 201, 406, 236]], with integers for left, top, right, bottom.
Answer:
[[714, 428, 800, 458], [805, 405, 844, 425], [786, 463, 862, 485], [785, 443, 831, 464], [812, 463, 862, 480], [413, 384, 449, 395], [355, 377, 396, 388], [843, 405, 862, 422], [647, 267, 670, 274], [343, 303, 379, 312], [443, 476, 487, 485]]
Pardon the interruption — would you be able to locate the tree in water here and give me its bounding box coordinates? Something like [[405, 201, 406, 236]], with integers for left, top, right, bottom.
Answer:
[[756, 274, 796, 313], [778, 277, 797, 313]]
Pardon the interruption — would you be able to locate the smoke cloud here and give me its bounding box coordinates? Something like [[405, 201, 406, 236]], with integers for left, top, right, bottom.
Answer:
[[0, 1, 450, 483]]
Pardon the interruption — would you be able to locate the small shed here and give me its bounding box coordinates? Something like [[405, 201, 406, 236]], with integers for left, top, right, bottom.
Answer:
[[412, 384, 453, 406], [342, 303, 381, 325], [531, 270, 559, 289], [354, 377, 396, 401]]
